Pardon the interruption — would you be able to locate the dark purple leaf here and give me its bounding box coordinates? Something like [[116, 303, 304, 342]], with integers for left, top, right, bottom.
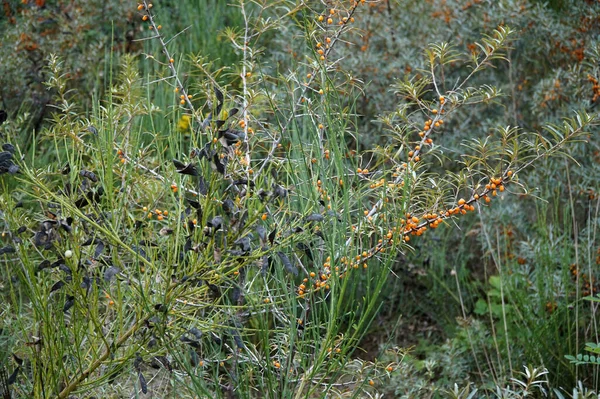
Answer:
[[272, 184, 287, 199], [138, 372, 147, 394], [37, 259, 51, 271], [222, 198, 235, 214], [173, 160, 198, 176], [255, 226, 266, 242], [207, 216, 223, 230], [7, 366, 19, 385], [198, 175, 207, 195], [103, 266, 120, 282], [305, 213, 324, 222], [277, 252, 297, 276], [232, 329, 244, 349], [134, 354, 143, 372], [261, 254, 269, 276], [0, 246, 15, 255], [268, 228, 277, 246], [80, 169, 98, 182], [212, 154, 225, 174], [189, 349, 199, 366], [50, 280, 65, 293], [94, 241, 105, 259], [63, 295, 75, 312], [173, 159, 186, 169], [189, 327, 203, 340]]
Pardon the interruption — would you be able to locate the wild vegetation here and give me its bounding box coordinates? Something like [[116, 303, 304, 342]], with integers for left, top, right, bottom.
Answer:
[[1, 0, 599, 398]]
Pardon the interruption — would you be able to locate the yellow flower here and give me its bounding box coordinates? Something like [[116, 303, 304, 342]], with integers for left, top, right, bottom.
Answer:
[[177, 115, 192, 133]]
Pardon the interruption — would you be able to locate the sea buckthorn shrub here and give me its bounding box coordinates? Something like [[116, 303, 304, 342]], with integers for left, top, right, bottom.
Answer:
[[0, 0, 598, 398], [337, 0, 600, 395]]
